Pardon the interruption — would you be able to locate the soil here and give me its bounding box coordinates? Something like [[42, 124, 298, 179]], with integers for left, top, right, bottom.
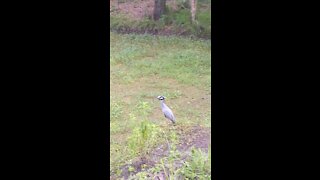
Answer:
[[110, 0, 177, 20], [110, 0, 210, 39]]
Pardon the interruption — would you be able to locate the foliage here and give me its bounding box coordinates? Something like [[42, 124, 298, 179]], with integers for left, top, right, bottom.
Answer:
[[179, 146, 211, 179], [135, 101, 152, 116], [127, 120, 163, 156], [140, 142, 211, 179]]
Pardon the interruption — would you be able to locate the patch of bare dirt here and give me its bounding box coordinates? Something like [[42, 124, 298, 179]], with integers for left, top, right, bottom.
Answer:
[[177, 126, 211, 153], [111, 125, 211, 179], [110, 0, 211, 39], [110, 0, 155, 20], [110, 0, 177, 20]]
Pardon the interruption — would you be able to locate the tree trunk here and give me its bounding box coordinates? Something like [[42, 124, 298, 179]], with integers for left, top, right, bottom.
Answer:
[[154, 0, 166, 21], [172, 0, 178, 11], [190, 0, 197, 24]]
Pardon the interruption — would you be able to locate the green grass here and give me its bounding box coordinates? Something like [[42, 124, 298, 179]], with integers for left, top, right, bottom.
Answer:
[[110, 32, 211, 177], [110, 32, 211, 89]]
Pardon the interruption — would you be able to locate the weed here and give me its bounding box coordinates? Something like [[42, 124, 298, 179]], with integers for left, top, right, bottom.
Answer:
[[132, 171, 149, 180], [128, 165, 135, 172], [135, 101, 152, 116], [144, 131, 182, 180], [127, 120, 163, 156], [179, 146, 211, 179], [141, 144, 211, 179]]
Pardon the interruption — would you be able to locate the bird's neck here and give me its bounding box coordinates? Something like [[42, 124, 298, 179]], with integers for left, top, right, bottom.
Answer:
[[160, 100, 166, 108]]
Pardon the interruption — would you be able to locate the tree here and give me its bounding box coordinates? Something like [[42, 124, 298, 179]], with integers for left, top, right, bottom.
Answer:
[[172, 0, 178, 11], [190, 0, 197, 24], [154, 0, 166, 21]]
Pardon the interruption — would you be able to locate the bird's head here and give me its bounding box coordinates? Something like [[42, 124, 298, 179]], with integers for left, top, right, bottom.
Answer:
[[157, 95, 166, 100]]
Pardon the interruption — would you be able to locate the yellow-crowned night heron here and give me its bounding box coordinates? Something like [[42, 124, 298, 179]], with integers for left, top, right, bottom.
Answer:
[[157, 95, 176, 124]]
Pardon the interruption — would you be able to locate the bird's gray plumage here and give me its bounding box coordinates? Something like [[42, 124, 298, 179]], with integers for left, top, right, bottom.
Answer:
[[157, 96, 176, 124]]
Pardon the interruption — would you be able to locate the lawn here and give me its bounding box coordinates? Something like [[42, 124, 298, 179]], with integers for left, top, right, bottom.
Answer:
[[110, 32, 211, 179]]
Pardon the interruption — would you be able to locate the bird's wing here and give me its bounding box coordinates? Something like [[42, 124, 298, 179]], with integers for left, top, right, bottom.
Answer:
[[163, 108, 175, 121]]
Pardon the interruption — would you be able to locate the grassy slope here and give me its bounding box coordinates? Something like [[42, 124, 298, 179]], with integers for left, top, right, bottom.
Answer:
[[110, 32, 211, 178]]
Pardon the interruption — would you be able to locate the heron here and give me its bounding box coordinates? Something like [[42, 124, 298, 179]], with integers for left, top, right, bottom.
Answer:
[[157, 95, 176, 124]]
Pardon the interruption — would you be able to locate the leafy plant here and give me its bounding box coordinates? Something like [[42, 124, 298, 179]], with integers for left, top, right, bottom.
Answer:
[[127, 120, 162, 156], [128, 165, 135, 172], [136, 101, 152, 116], [179, 147, 211, 179], [133, 171, 149, 180]]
